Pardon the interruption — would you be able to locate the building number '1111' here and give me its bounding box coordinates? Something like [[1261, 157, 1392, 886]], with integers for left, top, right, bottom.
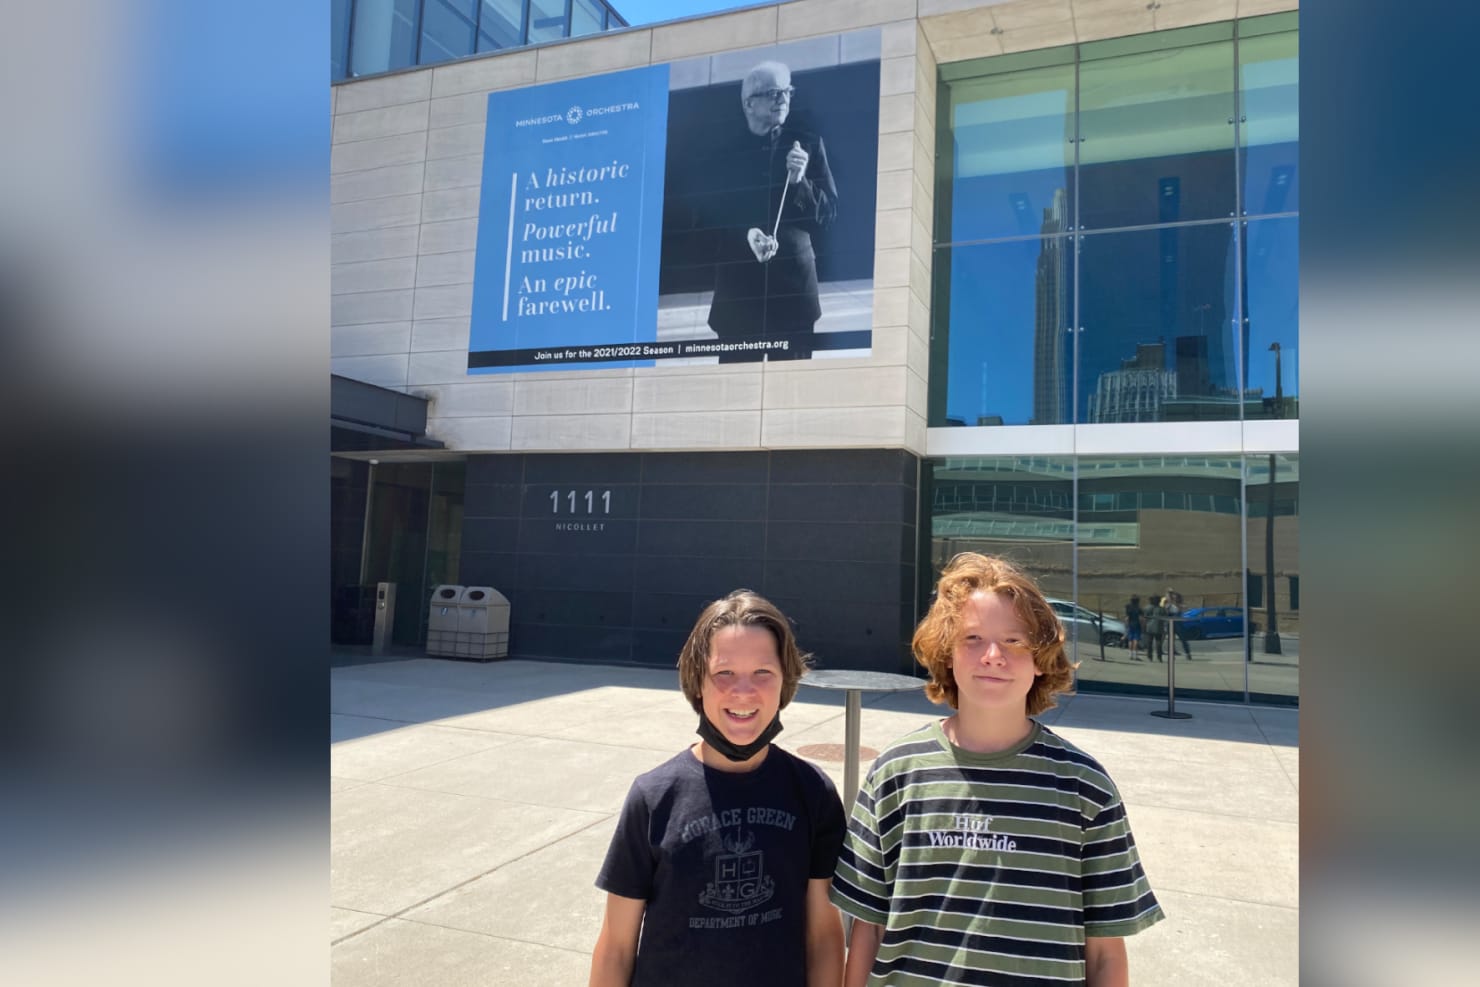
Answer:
[[550, 490, 612, 514]]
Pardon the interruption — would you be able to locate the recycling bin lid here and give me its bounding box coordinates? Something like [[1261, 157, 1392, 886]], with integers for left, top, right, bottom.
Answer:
[[461, 586, 509, 606]]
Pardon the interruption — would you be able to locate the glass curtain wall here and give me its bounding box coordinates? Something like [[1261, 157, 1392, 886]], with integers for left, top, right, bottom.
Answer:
[[330, 460, 467, 647], [929, 458, 1075, 594], [332, 0, 353, 80], [930, 52, 1076, 427], [926, 14, 1298, 704], [479, 1, 527, 52], [932, 14, 1298, 427], [571, 0, 606, 39], [347, 0, 420, 77], [1074, 456, 1247, 701], [525, 0, 571, 44], [335, 0, 627, 80], [924, 455, 1298, 704], [422, 0, 481, 67], [1245, 454, 1298, 703], [1239, 18, 1300, 419]]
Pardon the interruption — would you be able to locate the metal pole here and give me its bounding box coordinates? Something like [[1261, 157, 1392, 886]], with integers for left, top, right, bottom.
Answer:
[[357, 460, 377, 587], [1263, 451, 1282, 655], [1263, 342, 1284, 656], [1151, 618, 1191, 720], [843, 689, 862, 810]]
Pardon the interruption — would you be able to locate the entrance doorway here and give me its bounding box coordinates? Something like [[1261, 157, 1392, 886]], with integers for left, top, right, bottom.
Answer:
[[331, 457, 465, 647]]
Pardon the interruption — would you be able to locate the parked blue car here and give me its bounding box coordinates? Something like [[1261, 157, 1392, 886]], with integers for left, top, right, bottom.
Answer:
[[1176, 606, 1257, 639]]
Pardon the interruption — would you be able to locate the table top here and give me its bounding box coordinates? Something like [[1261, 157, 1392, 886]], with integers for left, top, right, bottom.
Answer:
[[799, 669, 925, 693]]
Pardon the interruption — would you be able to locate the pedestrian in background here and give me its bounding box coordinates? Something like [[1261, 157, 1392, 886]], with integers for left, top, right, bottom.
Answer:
[[1144, 595, 1166, 663], [1165, 589, 1192, 661], [1124, 595, 1143, 660]]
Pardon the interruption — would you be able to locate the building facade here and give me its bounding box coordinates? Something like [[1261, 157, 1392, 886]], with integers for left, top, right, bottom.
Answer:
[[331, 0, 1299, 706]]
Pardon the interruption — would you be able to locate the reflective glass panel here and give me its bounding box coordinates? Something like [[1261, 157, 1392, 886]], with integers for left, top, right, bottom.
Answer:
[[527, 0, 569, 44], [1073, 456, 1246, 700], [926, 457, 1076, 602], [939, 58, 1075, 244], [349, 0, 420, 77], [1239, 22, 1298, 215], [1245, 453, 1298, 703], [362, 462, 433, 646], [1078, 224, 1240, 422], [420, 0, 478, 65], [423, 461, 467, 640], [478, 0, 525, 50], [572, 0, 604, 38], [332, 0, 351, 80], [1078, 30, 1236, 230], [1242, 217, 1298, 418], [931, 237, 1075, 427]]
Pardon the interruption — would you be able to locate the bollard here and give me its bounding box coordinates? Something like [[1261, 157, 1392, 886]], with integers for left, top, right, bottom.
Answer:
[[1150, 618, 1192, 720]]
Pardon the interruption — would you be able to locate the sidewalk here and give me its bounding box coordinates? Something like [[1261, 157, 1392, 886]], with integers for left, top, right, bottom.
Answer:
[[331, 657, 1297, 985]]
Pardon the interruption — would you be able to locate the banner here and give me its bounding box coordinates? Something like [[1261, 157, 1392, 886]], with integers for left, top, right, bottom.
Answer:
[[468, 35, 880, 372], [469, 65, 670, 372]]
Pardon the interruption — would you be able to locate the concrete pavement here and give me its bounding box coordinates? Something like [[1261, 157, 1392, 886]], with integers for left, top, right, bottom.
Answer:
[[331, 657, 1297, 985]]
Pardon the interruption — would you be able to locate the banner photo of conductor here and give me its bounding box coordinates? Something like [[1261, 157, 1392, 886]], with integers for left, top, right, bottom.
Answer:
[[658, 34, 880, 365], [467, 31, 880, 372]]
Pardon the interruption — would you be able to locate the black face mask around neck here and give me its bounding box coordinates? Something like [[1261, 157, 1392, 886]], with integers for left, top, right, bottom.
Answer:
[[696, 712, 784, 763]]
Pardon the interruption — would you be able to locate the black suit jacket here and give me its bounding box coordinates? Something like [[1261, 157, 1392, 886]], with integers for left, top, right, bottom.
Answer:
[[684, 124, 838, 339]]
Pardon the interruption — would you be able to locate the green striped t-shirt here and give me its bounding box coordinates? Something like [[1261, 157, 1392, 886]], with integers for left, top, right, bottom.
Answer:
[[830, 720, 1163, 986]]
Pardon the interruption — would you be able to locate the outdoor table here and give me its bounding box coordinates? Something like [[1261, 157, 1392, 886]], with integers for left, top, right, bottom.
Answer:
[[798, 669, 924, 808]]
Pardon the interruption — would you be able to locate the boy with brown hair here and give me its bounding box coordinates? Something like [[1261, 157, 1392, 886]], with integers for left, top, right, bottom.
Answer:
[[589, 589, 845, 987], [831, 554, 1163, 986]]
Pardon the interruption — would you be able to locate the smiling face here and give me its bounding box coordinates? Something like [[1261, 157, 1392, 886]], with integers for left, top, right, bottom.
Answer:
[[700, 624, 784, 756], [950, 590, 1043, 715]]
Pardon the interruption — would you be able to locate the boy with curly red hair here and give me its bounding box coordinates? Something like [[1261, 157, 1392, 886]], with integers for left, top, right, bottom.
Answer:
[[831, 553, 1163, 986]]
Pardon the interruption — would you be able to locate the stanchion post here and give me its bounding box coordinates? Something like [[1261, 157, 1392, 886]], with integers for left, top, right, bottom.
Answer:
[[1151, 617, 1192, 720], [843, 689, 862, 810]]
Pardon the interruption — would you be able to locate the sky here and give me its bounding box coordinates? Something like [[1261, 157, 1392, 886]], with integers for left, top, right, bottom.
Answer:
[[614, 0, 762, 26]]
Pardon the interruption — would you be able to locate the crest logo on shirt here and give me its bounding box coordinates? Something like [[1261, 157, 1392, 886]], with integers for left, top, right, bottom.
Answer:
[[698, 830, 775, 914]]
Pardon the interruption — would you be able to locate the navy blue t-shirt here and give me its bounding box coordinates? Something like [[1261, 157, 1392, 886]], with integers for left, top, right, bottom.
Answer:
[[596, 745, 845, 987]]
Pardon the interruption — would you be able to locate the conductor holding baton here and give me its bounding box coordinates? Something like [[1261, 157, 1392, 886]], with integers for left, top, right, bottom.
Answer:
[[703, 60, 838, 362]]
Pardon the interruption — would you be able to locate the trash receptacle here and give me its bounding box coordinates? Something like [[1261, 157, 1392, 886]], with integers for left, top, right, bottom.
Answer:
[[457, 586, 510, 661], [426, 585, 465, 657]]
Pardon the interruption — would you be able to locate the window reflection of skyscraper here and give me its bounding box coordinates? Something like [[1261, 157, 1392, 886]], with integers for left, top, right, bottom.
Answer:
[[1076, 221, 1237, 422], [1087, 343, 1175, 423], [1031, 189, 1070, 425]]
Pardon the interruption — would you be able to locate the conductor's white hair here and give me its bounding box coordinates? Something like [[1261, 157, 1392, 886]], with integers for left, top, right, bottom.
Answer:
[[741, 60, 792, 99]]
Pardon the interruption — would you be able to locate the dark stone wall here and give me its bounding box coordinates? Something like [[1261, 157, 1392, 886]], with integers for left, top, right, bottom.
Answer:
[[460, 448, 920, 673]]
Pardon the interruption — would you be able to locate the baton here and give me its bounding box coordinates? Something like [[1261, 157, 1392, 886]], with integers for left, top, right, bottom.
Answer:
[[772, 142, 802, 239]]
